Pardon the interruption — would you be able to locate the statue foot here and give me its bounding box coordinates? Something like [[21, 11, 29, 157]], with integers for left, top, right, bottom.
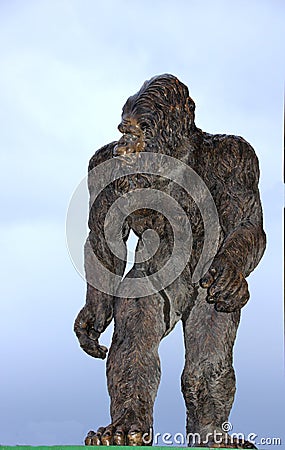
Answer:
[[230, 438, 257, 449], [85, 424, 152, 446]]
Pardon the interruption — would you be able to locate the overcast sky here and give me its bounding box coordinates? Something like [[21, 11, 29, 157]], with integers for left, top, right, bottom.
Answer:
[[0, 1, 284, 448]]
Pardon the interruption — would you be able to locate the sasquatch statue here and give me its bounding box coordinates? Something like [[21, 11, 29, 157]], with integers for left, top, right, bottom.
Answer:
[[74, 74, 266, 448]]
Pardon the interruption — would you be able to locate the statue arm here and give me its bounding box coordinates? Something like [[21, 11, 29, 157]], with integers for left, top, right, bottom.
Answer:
[[74, 142, 129, 358], [200, 136, 266, 312]]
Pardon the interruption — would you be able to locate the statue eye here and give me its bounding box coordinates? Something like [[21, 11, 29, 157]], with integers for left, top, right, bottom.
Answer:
[[139, 121, 148, 131]]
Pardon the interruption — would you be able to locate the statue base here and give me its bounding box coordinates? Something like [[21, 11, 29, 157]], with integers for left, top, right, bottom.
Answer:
[[0, 446, 260, 449]]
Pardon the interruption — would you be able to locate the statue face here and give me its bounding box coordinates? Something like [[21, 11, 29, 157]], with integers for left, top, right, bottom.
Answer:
[[113, 114, 145, 156], [113, 74, 195, 158]]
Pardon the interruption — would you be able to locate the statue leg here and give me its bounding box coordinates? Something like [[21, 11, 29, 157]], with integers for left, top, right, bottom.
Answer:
[[86, 269, 167, 446], [181, 286, 244, 448]]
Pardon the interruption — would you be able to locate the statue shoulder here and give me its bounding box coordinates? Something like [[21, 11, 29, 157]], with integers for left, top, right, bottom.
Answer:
[[211, 133, 258, 165], [200, 132, 260, 189]]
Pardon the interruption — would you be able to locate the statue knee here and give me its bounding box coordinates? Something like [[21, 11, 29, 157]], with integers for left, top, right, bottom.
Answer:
[[181, 358, 235, 395]]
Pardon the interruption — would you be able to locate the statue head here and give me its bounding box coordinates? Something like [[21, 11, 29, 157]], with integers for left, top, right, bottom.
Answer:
[[114, 74, 196, 156]]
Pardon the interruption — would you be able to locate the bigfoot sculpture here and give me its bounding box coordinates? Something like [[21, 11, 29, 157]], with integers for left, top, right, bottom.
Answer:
[[74, 74, 266, 448]]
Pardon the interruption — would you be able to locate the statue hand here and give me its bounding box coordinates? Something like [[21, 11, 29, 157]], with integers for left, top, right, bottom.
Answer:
[[74, 305, 109, 359], [200, 255, 249, 312]]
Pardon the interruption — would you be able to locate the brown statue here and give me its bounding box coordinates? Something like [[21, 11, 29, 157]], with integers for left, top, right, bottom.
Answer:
[[74, 74, 266, 448]]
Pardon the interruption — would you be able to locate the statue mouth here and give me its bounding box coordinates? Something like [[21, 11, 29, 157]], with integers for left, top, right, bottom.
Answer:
[[113, 132, 145, 157]]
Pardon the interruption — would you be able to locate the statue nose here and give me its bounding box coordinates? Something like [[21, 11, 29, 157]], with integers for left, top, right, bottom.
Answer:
[[118, 122, 125, 133], [118, 117, 140, 135], [118, 118, 133, 134]]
